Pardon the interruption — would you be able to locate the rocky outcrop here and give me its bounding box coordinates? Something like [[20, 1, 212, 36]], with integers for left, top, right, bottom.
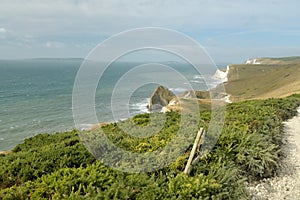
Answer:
[[147, 85, 231, 113], [181, 90, 210, 99], [147, 86, 176, 111]]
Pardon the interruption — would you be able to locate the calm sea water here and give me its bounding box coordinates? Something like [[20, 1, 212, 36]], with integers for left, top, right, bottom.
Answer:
[[0, 59, 221, 150]]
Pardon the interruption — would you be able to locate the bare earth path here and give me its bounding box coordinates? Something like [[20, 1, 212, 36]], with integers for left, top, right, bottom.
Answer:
[[248, 107, 300, 199]]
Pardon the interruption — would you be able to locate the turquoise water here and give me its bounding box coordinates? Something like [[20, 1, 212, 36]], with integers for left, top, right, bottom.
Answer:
[[0, 59, 220, 150], [0, 59, 80, 150]]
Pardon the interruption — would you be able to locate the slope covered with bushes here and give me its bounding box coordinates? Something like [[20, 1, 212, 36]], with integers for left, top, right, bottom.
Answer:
[[1, 94, 300, 199]]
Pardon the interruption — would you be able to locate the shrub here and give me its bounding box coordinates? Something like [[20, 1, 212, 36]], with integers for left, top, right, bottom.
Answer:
[[1, 94, 300, 199]]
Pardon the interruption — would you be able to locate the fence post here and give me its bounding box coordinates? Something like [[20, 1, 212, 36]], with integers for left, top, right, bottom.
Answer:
[[183, 128, 205, 175]]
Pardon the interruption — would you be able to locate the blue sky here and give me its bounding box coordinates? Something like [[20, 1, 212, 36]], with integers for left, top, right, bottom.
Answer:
[[0, 0, 300, 63]]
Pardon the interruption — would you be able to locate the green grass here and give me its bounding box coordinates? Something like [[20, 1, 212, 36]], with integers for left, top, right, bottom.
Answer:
[[225, 63, 300, 101], [0, 94, 300, 199], [265, 56, 300, 63]]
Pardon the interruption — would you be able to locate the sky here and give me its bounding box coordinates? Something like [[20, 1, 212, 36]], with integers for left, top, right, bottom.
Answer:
[[0, 0, 300, 63]]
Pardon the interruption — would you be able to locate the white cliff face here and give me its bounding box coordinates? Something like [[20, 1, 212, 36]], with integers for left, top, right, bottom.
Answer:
[[253, 59, 261, 64], [245, 58, 261, 65], [245, 59, 252, 64], [212, 65, 232, 103], [213, 65, 229, 82]]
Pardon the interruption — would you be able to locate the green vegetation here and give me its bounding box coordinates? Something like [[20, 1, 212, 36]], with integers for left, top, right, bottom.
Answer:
[[260, 56, 300, 64], [0, 131, 95, 189], [0, 94, 300, 199]]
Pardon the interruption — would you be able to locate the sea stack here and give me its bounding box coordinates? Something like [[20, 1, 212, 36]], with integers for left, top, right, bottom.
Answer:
[[147, 86, 176, 111]]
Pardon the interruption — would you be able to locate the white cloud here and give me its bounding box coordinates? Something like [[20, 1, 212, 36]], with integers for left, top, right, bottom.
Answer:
[[1, 0, 299, 35], [45, 41, 65, 48], [0, 28, 7, 34], [0, 0, 300, 59]]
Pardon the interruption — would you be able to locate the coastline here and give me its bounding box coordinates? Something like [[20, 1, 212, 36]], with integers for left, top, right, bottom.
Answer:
[[1, 56, 300, 199], [87, 68, 229, 131], [223, 59, 300, 101], [2, 94, 300, 198], [212, 65, 232, 103]]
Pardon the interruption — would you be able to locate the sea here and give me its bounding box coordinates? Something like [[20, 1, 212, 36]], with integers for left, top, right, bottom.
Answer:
[[0, 59, 225, 150]]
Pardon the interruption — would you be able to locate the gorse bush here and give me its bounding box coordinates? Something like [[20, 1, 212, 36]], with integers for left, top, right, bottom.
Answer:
[[0, 94, 299, 199], [0, 131, 95, 189]]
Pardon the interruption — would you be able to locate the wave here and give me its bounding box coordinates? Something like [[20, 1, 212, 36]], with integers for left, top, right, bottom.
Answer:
[[190, 80, 203, 83], [192, 74, 204, 79], [130, 98, 150, 114], [188, 74, 222, 90], [77, 124, 95, 131], [169, 87, 188, 94]]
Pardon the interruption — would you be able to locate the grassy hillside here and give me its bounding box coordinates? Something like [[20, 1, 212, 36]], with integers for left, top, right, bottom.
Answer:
[[225, 57, 300, 101], [250, 56, 300, 65], [1, 94, 300, 199]]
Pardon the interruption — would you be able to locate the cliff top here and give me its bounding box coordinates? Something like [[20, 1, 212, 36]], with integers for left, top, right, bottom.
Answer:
[[225, 56, 300, 102]]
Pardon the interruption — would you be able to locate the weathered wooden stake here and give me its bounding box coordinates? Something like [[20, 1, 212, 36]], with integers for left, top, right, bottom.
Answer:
[[184, 128, 205, 175], [191, 130, 206, 166]]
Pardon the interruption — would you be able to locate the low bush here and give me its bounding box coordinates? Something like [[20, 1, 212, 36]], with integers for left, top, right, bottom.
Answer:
[[0, 94, 299, 199]]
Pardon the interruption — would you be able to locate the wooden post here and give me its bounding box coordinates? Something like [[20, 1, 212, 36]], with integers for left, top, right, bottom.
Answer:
[[184, 128, 204, 175], [192, 130, 206, 166]]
